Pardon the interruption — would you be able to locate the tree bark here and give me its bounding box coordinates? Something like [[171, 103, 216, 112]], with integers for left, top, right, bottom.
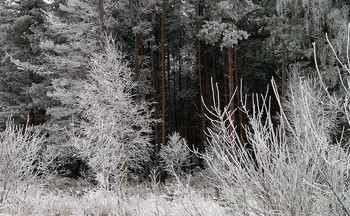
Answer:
[[140, 33, 144, 74], [204, 43, 209, 107], [179, 54, 184, 137], [223, 48, 228, 107], [228, 46, 235, 129], [27, 23, 34, 126], [186, 74, 191, 144], [173, 56, 177, 132], [116, 10, 120, 42], [196, 0, 205, 149], [212, 45, 217, 107], [134, 0, 140, 101], [235, 44, 243, 139], [161, 0, 166, 146], [282, 39, 286, 100], [150, 13, 158, 148], [167, 35, 173, 133]]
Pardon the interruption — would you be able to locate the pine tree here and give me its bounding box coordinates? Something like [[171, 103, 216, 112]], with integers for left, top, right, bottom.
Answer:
[[41, 0, 112, 147], [0, 0, 48, 128]]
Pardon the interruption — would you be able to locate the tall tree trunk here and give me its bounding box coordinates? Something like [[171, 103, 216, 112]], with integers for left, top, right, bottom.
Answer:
[[228, 46, 235, 130], [116, 10, 120, 42], [223, 48, 228, 107], [134, 0, 140, 101], [211, 45, 217, 108], [150, 13, 158, 148], [235, 44, 243, 139], [282, 39, 286, 101], [281, 21, 287, 104], [98, 0, 104, 52], [186, 74, 191, 144], [140, 33, 144, 75], [27, 23, 34, 126], [179, 54, 184, 137], [173, 57, 177, 132], [161, 0, 166, 146], [167, 36, 173, 133], [196, 0, 205, 149], [204, 43, 209, 107]]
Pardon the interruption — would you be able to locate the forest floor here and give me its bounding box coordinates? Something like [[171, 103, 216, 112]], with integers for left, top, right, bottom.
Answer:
[[0, 175, 234, 216]]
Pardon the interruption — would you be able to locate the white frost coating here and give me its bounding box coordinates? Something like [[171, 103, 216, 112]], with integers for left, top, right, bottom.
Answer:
[[0, 117, 51, 205], [71, 35, 155, 193], [197, 25, 350, 215], [198, 0, 253, 47], [159, 132, 190, 175]]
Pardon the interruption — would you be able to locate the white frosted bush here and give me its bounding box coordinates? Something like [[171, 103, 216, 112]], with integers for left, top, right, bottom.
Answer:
[[0, 117, 49, 207], [199, 24, 350, 215], [159, 132, 191, 175]]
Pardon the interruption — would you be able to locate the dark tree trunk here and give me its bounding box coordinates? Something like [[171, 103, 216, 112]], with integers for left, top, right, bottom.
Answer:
[[161, 0, 166, 146]]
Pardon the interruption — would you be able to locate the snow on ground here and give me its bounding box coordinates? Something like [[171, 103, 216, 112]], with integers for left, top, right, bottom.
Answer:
[[0, 178, 233, 216]]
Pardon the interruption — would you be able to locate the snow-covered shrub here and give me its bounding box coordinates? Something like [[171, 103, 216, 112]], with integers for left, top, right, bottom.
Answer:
[[199, 24, 350, 214], [159, 132, 191, 176], [71, 36, 155, 194], [0, 117, 49, 206]]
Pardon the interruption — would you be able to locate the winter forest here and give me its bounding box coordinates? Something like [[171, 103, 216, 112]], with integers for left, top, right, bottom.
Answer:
[[1, 0, 350, 215]]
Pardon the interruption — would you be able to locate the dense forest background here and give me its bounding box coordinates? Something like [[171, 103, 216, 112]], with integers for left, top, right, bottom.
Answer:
[[1, 0, 349, 149], [1, 0, 350, 215]]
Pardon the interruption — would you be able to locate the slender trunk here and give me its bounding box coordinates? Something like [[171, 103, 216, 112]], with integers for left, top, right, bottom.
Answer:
[[223, 48, 228, 107], [281, 21, 287, 104], [179, 54, 184, 137], [134, 1, 140, 101], [161, 0, 166, 146], [150, 14, 158, 148], [282, 39, 286, 100], [196, 0, 205, 149], [204, 43, 209, 107], [167, 36, 173, 132], [235, 44, 243, 139], [212, 45, 217, 86], [173, 58, 177, 132], [212, 45, 217, 106], [186, 74, 191, 144], [27, 23, 34, 126], [27, 24, 33, 86], [228, 46, 235, 129], [116, 10, 120, 42], [98, 0, 104, 52], [135, 34, 140, 101], [253, 79, 259, 112], [140, 33, 144, 73], [313, 27, 319, 64]]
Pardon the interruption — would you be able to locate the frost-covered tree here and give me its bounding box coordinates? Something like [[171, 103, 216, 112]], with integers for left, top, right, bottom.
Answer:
[[72, 36, 155, 192], [42, 0, 103, 133], [159, 132, 190, 175], [37, 0, 120, 164], [267, 0, 349, 98]]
